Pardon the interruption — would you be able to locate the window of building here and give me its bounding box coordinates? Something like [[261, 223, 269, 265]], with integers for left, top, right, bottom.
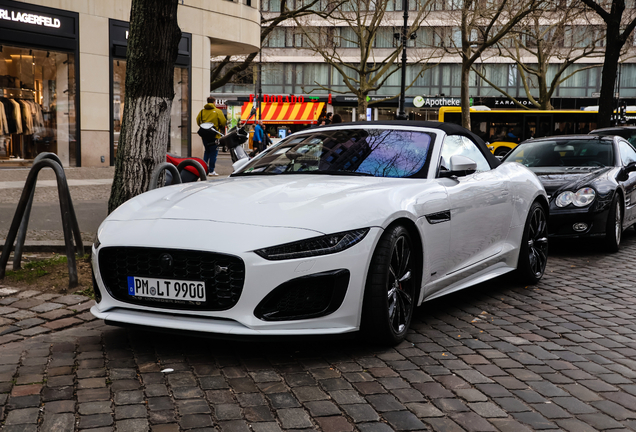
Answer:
[[262, 0, 282, 11], [265, 27, 286, 47], [375, 28, 395, 48], [112, 60, 189, 158], [0, 45, 76, 165], [339, 27, 360, 48]]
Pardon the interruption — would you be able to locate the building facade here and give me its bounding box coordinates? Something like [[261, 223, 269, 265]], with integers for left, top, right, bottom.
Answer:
[[213, 0, 636, 132], [0, 0, 260, 167]]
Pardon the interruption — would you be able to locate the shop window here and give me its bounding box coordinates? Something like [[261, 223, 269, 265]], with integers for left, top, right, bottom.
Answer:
[[112, 60, 189, 159], [0, 45, 76, 165]]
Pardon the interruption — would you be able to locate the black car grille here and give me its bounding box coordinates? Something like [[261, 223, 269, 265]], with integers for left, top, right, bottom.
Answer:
[[98, 247, 245, 311]]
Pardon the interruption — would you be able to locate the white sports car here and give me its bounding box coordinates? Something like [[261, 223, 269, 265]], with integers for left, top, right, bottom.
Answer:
[[91, 122, 548, 344]]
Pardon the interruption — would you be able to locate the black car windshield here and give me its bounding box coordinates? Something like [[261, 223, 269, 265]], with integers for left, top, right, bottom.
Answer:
[[505, 138, 614, 168], [233, 128, 433, 178]]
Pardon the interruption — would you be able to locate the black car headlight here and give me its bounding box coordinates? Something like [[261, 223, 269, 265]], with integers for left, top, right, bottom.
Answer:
[[255, 228, 370, 261], [93, 232, 101, 249], [555, 187, 595, 208]]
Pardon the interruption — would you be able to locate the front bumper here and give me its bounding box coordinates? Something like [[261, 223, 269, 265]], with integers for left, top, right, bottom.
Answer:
[[91, 220, 381, 336], [548, 206, 610, 239]]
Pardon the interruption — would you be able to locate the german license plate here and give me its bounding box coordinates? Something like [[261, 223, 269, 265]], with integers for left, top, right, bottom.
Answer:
[[127, 276, 206, 302]]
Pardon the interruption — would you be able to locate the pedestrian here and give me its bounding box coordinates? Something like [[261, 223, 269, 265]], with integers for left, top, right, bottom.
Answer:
[[331, 113, 343, 124], [325, 112, 333, 124], [253, 120, 265, 154], [196, 96, 226, 176]]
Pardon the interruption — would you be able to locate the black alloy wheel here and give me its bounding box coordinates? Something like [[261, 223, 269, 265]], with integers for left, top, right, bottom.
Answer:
[[361, 225, 417, 345], [604, 196, 622, 253], [517, 202, 548, 284]]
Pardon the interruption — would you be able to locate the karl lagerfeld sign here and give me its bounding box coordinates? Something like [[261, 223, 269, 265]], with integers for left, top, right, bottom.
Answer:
[[0, 8, 60, 28]]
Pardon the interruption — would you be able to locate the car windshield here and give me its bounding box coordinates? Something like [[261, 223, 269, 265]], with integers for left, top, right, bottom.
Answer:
[[505, 138, 614, 168], [233, 128, 433, 178]]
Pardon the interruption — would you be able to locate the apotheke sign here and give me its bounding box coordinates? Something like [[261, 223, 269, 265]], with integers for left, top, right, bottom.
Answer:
[[0, 8, 60, 28], [419, 97, 460, 107]]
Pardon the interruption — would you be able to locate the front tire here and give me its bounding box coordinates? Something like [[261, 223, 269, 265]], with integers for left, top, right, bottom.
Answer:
[[361, 225, 417, 345], [604, 196, 622, 253], [517, 202, 548, 284]]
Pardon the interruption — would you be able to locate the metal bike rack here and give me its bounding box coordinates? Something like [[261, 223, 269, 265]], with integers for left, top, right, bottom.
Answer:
[[149, 159, 207, 190], [0, 153, 84, 288]]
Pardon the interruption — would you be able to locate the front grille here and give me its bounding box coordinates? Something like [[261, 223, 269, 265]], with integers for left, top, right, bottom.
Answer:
[[98, 247, 245, 311]]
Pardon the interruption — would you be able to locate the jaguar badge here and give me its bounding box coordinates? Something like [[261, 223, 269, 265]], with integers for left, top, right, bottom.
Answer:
[[215, 264, 228, 275], [160, 254, 173, 272]]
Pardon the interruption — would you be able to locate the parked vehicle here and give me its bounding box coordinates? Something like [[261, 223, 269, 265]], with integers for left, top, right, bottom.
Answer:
[[503, 135, 636, 252], [91, 122, 548, 344], [590, 126, 636, 146]]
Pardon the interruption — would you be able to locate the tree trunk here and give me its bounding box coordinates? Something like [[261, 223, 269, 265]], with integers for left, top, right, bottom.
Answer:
[[460, 5, 471, 130], [598, 24, 622, 129], [460, 55, 472, 130], [108, 0, 181, 213], [358, 97, 369, 121]]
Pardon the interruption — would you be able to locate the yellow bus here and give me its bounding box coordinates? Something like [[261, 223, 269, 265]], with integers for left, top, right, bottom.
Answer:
[[437, 106, 630, 156]]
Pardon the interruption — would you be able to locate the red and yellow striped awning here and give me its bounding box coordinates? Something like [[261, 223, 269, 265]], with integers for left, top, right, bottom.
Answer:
[[241, 102, 325, 125]]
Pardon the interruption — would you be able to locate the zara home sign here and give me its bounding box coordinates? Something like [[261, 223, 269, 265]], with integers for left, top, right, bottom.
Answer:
[[0, 7, 61, 28]]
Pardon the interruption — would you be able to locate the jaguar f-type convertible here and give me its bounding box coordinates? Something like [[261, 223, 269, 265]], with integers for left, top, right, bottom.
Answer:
[[91, 122, 548, 344], [503, 135, 636, 252]]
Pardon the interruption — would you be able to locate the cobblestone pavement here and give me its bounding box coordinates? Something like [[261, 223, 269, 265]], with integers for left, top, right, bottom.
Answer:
[[1, 234, 636, 432]]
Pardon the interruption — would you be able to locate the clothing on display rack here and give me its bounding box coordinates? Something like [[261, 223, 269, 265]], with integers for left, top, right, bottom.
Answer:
[[0, 95, 44, 137], [0, 101, 7, 135]]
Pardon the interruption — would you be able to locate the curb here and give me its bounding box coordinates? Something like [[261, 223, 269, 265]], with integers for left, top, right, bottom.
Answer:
[[0, 241, 93, 255]]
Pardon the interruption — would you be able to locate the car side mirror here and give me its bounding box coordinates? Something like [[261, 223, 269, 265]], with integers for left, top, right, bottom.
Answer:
[[232, 157, 250, 173], [449, 155, 478, 176], [618, 161, 636, 181]]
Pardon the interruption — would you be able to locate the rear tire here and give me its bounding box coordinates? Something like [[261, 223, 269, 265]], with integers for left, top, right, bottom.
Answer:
[[604, 196, 622, 253], [494, 147, 511, 157], [361, 225, 417, 345], [517, 202, 548, 284]]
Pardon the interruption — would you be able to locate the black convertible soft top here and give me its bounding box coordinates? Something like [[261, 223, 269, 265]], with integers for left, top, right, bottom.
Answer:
[[317, 120, 500, 169]]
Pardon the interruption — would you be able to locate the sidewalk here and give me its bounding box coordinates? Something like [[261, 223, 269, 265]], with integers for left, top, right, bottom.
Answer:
[[0, 154, 234, 252]]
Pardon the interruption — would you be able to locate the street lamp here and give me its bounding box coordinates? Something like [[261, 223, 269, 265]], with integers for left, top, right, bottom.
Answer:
[[258, 10, 263, 121], [395, 0, 409, 120]]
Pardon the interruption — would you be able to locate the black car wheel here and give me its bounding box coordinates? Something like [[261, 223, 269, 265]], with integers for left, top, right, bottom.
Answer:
[[494, 147, 511, 157], [517, 202, 548, 284], [361, 225, 417, 345], [604, 197, 622, 253]]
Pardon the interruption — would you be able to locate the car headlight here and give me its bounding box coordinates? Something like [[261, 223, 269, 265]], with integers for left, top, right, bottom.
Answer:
[[93, 232, 101, 249], [555, 191, 574, 207], [573, 187, 595, 207], [555, 188, 595, 208], [255, 228, 370, 260]]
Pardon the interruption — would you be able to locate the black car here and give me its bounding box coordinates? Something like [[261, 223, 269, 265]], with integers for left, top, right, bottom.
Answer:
[[503, 135, 636, 252], [590, 126, 636, 146]]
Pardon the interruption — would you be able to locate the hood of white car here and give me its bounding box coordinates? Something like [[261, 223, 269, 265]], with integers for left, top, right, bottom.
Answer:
[[107, 175, 419, 233]]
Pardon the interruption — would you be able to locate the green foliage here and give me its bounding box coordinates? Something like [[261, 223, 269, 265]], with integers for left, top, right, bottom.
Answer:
[[75, 287, 96, 300], [5, 255, 68, 283]]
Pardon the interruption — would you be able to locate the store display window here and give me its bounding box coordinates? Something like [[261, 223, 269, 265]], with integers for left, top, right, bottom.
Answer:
[[112, 61, 189, 159], [0, 44, 76, 165]]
